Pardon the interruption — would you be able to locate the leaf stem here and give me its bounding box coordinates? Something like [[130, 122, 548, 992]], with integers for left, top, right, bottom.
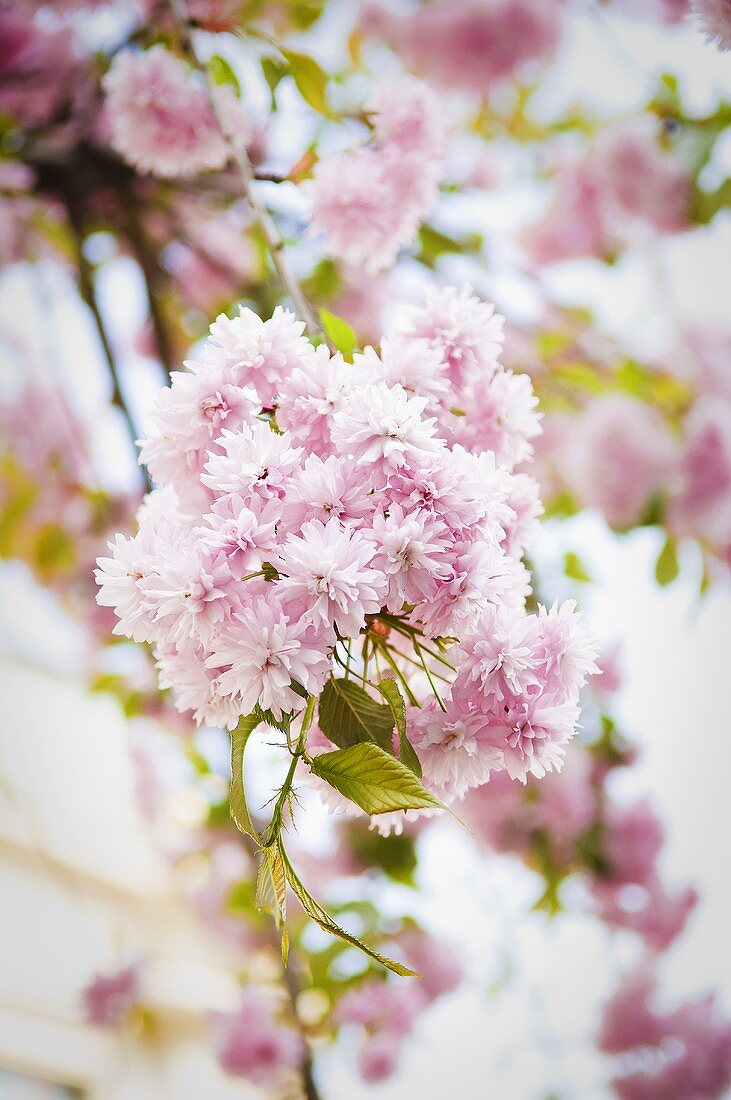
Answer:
[[376, 644, 420, 707], [413, 639, 447, 712]]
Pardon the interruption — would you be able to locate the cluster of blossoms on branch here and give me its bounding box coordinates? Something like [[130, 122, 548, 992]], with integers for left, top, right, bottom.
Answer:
[[96, 285, 598, 849], [309, 75, 447, 273]]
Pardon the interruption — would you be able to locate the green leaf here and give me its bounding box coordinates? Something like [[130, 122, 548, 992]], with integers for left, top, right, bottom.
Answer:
[[310, 743, 442, 815], [377, 679, 422, 776], [655, 536, 679, 586], [417, 224, 482, 268], [346, 822, 418, 885], [229, 714, 261, 841], [260, 55, 287, 108], [563, 551, 592, 583], [319, 307, 357, 359], [282, 50, 332, 116], [207, 54, 240, 94], [256, 845, 289, 965], [254, 705, 291, 735], [279, 844, 416, 976], [318, 677, 395, 752]]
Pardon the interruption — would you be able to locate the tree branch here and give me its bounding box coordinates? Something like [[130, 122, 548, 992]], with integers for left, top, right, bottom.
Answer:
[[166, 0, 323, 338], [64, 197, 151, 491]]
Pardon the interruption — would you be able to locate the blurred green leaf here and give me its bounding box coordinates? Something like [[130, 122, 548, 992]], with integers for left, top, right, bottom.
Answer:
[[563, 551, 592, 583], [282, 50, 332, 116], [207, 55, 239, 94], [655, 537, 679, 586], [319, 307, 357, 359]]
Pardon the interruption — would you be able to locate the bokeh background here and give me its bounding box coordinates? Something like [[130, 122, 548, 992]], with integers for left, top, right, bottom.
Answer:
[[1, 1, 730, 1098]]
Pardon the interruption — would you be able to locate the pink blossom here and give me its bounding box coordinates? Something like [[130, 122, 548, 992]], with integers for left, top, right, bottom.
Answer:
[[0, 6, 82, 129], [336, 978, 426, 1036], [199, 494, 279, 576], [602, 971, 731, 1100], [139, 354, 253, 494], [595, 125, 690, 235], [208, 304, 315, 408], [103, 46, 243, 178], [596, 641, 624, 698], [139, 543, 239, 648], [95, 493, 187, 643], [455, 369, 542, 470], [397, 929, 462, 1001], [277, 344, 356, 452], [531, 600, 599, 703], [599, 969, 670, 1054], [391, 447, 510, 542], [410, 700, 502, 797], [358, 1032, 402, 1083], [669, 397, 731, 548], [277, 518, 385, 639], [368, 74, 447, 161], [82, 964, 140, 1028], [369, 503, 450, 612], [501, 473, 544, 558], [207, 595, 331, 719], [492, 696, 580, 783], [361, 0, 563, 96], [395, 284, 504, 393], [309, 145, 440, 274], [357, 337, 451, 413], [331, 381, 442, 476], [603, 801, 664, 887], [309, 74, 445, 273], [592, 877, 698, 952], [564, 395, 678, 529], [525, 162, 607, 265], [201, 422, 302, 504], [157, 640, 244, 729], [456, 604, 539, 706], [416, 539, 517, 638], [280, 453, 375, 534], [211, 987, 302, 1086]]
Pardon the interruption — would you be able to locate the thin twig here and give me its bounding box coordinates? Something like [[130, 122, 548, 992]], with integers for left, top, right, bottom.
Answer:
[[65, 198, 151, 490], [116, 195, 177, 378], [167, 0, 323, 336]]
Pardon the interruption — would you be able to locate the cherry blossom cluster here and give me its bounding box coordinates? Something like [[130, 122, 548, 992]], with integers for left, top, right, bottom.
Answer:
[[599, 969, 731, 1099], [103, 45, 253, 179], [96, 286, 597, 817], [525, 121, 691, 267], [309, 75, 447, 272]]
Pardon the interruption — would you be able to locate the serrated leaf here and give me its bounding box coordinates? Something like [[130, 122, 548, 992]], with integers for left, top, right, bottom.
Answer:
[[229, 714, 261, 841], [319, 677, 394, 752], [207, 55, 240, 93], [282, 50, 332, 116], [655, 536, 679, 586], [254, 705, 291, 735], [377, 679, 422, 776], [310, 743, 442, 815], [256, 845, 288, 962], [279, 844, 416, 976], [319, 307, 356, 359], [256, 846, 287, 923]]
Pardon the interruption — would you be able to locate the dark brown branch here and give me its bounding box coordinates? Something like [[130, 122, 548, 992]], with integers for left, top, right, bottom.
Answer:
[[115, 196, 178, 380], [64, 197, 152, 491], [280, 947, 323, 1100]]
